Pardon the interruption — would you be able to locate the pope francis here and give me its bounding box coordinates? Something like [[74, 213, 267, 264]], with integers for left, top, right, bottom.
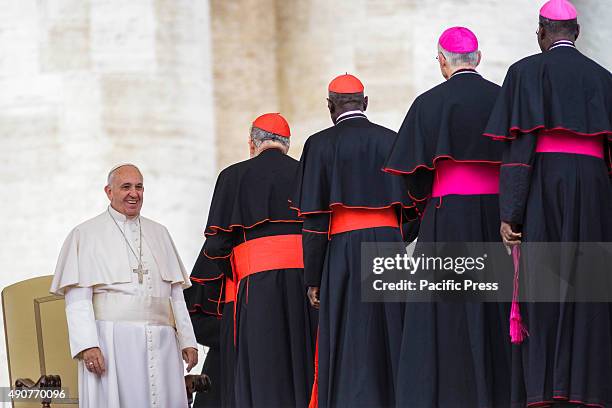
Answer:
[[50, 163, 198, 408]]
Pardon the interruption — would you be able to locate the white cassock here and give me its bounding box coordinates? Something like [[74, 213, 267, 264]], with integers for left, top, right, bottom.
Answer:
[[50, 206, 197, 408]]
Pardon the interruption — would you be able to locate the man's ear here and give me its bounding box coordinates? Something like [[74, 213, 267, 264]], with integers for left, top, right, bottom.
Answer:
[[104, 185, 112, 200], [363, 96, 369, 112], [575, 24, 580, 41], [438, 51, 446, 67], [476, 50, 482, 67], [248, 137, 255, 154], [538, 25, 546, 43]]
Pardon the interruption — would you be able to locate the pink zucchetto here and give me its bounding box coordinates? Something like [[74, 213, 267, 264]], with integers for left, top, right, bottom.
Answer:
[[539, 0, 577, 20], [438, 27, 478, 53]]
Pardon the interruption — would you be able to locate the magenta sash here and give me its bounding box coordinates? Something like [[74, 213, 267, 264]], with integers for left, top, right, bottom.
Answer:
[[536, 130, 604, 158], [432, 160, 500, 197]]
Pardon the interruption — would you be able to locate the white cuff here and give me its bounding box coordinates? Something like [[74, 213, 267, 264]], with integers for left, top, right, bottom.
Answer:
[[65, 299, 99, 358], [172, 299, 197, 350]]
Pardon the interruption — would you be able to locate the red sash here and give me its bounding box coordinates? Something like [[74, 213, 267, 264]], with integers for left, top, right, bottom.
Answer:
[[536, 130, 604, 158], [224, 277, 236, 303], [432, 160, 500, 198], [232, 234, 304, 281], [230, 234, 303, 346], [329, 206, 399, 235]]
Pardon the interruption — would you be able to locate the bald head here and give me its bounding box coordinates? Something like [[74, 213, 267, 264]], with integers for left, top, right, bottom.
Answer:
[[104, 164, 144, 218]]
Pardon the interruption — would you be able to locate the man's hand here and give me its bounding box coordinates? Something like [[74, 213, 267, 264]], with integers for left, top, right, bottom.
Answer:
[[82, 347, 106, 376], [307, 286, 320, 309], [500, 221, 522, 254], [182, 347, 198, 372]]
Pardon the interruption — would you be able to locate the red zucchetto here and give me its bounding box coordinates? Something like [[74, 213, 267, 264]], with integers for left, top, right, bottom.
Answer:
[[252, 113, 291, 138], [328, 74, 364, 94]]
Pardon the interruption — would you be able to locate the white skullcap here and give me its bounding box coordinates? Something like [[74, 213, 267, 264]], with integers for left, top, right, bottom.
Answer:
[[106, 163, 141, 185]]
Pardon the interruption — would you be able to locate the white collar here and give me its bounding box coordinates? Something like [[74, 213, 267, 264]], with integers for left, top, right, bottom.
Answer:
[[549, 40, 576, 50], [336, 110, 367, 125], [108, 205, 140, 225]]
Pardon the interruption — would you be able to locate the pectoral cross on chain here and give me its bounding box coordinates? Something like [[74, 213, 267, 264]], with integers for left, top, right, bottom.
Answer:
[[133, 264, 148, 284], [108, 208, 149, 285]]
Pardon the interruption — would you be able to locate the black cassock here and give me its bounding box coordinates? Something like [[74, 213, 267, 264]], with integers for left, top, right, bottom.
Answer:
[[204, 148, 317, 408], [384, 69, 512, 408], [184, 249, 224, 408], [291, 112, 417, 408], [484, 41, 612, 407]]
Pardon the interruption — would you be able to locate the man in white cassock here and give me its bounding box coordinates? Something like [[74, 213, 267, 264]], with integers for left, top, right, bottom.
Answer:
[[50, 164, 198, 408]]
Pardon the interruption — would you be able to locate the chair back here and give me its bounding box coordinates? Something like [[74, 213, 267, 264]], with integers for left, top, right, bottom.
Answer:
[[2, 276, 77, 407]]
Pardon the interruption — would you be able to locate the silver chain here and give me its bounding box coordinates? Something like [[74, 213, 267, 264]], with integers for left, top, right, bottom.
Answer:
[[107, 207, 142, 264]]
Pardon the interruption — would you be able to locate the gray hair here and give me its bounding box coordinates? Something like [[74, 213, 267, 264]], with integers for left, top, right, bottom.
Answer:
[[250, 126, 290, 149], [438, 45, 479, 67], [107, 163, 141, 185]]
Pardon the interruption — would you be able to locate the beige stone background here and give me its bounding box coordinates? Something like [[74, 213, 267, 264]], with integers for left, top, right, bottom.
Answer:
[[0, 0, 609, 395]]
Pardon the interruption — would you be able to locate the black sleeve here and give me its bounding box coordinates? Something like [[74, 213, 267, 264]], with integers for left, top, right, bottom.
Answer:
[[401, 174, 427, 243], [185, 243, 223, 347], [499, 133, 537, 225], [402, 172, 431, 212], [302, 213, 330, 287], [403, 168, 434, 202], [203, 231, 235, 279], [190, 314, 221, 348], [401, 207, 420, 243], [191, 242, 225, 282]]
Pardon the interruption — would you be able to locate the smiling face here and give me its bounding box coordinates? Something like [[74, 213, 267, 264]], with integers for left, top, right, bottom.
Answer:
[[104, 165, 144, 218]]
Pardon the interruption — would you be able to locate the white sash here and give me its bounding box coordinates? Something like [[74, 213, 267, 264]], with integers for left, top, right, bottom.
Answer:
[[93, 293, 176, 327]]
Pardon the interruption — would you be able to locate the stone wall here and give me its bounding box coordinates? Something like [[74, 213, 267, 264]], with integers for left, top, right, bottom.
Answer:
[[213, 0, 610, 167]]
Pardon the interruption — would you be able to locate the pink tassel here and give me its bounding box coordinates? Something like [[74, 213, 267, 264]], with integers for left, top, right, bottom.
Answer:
[[510, 246, 529, 344], [510, 301, 528, 344]]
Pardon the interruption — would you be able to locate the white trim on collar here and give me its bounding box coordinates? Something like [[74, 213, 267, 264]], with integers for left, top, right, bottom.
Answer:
[[549, 40, 576, 50], [450, 70, 480, 79], [337, 110, 366, 120], [335, 110, 367, 125]]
